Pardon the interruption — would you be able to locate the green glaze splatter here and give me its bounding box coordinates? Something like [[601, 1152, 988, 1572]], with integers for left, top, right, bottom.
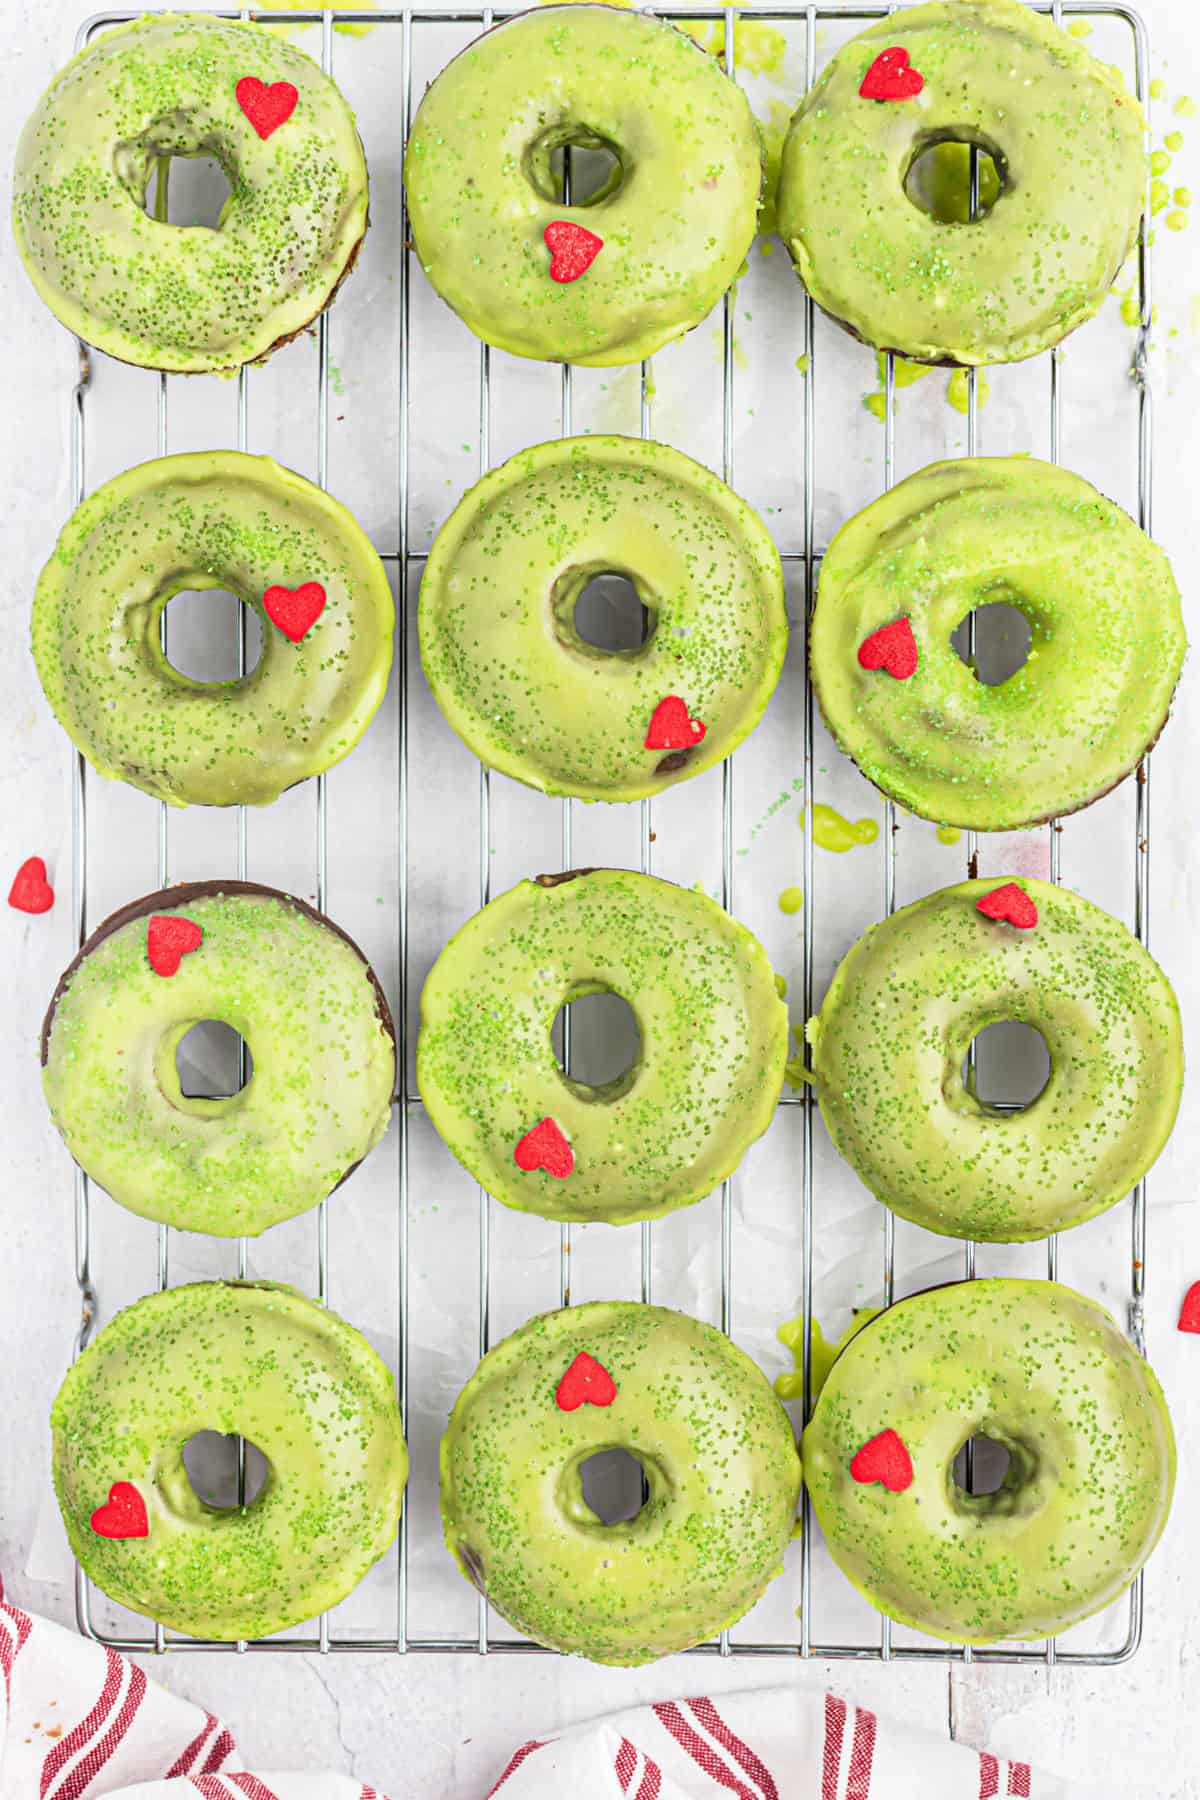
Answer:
[[417, 870, 788, 1226], [803, 1280, 1175, 1643], [440, 1301, 800, 1663], [419, 436, 786, 803], [802, 804, 878, 853], [774, 1307, 880, 1402], [43, 889, 396, 1236], [53, 1281, 408, 1639], [808, 879, 1183, 1241], [32, 452, 394, 808], [13, 14, 369, 373], [777, 886, 804, 915], [405, 7, 763, 366], [811, 456, 1185, 831], [776, 0, 1147, 365]]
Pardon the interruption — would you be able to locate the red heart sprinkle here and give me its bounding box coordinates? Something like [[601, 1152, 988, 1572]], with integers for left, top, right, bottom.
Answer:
[[236, 76, 299, 140], [1178, 1282, 1200, 1334], [556, 1350, 617, 1411], [644, 695, 707, 752], [858, 618, 918, 680], [90, 1481, 149, 1540], [859, 46, 924, 101], [147, 914, 204, 978], [976, 882, 1038, 931], [514, 1116, 575, 1179], [263, 581, 326, 643], [850, 1428, 914, 1493], [8, 856, 54, 914], [544, 221, 604, 284]]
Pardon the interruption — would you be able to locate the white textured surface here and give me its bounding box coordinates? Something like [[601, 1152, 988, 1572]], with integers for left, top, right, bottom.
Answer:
[[3, 3, 1199, 1797]]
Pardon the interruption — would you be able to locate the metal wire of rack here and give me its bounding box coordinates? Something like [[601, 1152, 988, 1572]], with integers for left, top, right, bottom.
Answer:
[[62, 0, 1156, 1665]]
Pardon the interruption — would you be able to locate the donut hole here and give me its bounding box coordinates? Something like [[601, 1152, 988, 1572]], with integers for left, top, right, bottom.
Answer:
[[904, 137, 1003, 224], [175, 1021, 253, 1100], [161, 589, 264, 685], [578, 1448, 648, 1525], [950, 602, 1033, 687], [526, 128, 624, 207], [952, 1434, 1012, 1497], [573, 572, 653, 654], [144, 155, 233, 232], [182, 1431, 268, 1510], [552, 989, 641, 1094], [963, 1020, 1050, 1111]]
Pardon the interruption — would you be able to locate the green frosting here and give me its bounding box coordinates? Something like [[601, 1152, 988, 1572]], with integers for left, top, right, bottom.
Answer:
[[418, 869, 788, 1225], [440, 1302, 800, 1663], [812, 457, 1185, 831], [420, 436, 787, 801], [42, 884, 396, 1238], [32, 452, 395, 808], [803, 1279, 1175, 1643], [13, 13, 368, 373], [53, 1281, 408, 1640], [776, 0, 1146, 365], [404, 5, 762, 365], [809, 879, 1182, 1242]]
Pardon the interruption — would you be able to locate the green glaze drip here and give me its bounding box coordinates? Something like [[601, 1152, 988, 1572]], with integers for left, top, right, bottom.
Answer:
[[32, 452, 394, 808], [777, 886, 804, 914], [417, 869, 788, 1227], [405, 6, 763, 366], [1174, 96, 1197, 118], [811, 456, 1185, 831], [808, 878, 1182, 1241], [803, 1280, 1175, 1643], [13, 14, 369, 373], [440, 1301, 801, 1663], [946, 366, 990, 413], [419, 435, 786, 803], [936, 824, 962, 845], [802, 804, 879, 853], [53, 1281, 408, 1640], [43, 889, 396, 1237], [774, 1308, 880, 1402], [776, 0, 1147, 365]]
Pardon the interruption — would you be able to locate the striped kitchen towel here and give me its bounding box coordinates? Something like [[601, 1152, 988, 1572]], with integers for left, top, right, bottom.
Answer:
[[0, 1581, 387, 1800], [483, 1693, 1080, 1800], [2, 1580, 1076, 1798]]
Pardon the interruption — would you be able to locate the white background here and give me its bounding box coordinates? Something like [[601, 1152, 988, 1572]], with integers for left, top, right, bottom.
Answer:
[[3, 2, 1199, 1795]]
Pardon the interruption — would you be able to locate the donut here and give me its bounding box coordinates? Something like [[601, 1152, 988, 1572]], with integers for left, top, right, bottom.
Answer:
[[404, 5, 762, 366], [14, 14, 368, 373], [808, 878, 1182, 1243], [418, 868, 788, 1224], [440, 1302, 801, 1663], [803, 1280, 1175, 1643], [811, 458, 1185, 831], [32, 452, 395, 808], [53, 1281, 408, 1639], [776, 0, 1146, 365], [419, 436, 786, 801], [42, 881, 396, 1238]]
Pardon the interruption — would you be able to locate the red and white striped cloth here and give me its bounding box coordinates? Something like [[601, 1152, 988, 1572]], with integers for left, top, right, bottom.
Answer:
[[484, 1693, 1079, 1800], [2, 1582, 1076, 1799], [0, 1581, 389, 1800]]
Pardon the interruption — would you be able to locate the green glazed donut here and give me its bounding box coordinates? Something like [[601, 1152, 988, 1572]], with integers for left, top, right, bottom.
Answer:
[[53, 1281, 408, 1640], [14, 14, 368, 373], [33, 452, 395, 809], [440, 1302, 801, 1663], [418, 868, 788, 1225], [42, 881, 396, 1238], [811, 458, 1185, 831], [776, 0, 1146, 365], [419, 436, 787, 801], [803, 1280, 1175, 1643], [808, 878, 1182, 1243], [404, 5, 762, 366]]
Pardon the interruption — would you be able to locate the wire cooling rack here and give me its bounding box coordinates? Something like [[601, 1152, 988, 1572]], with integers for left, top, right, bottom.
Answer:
[[61, 1, 1156, 1665]]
